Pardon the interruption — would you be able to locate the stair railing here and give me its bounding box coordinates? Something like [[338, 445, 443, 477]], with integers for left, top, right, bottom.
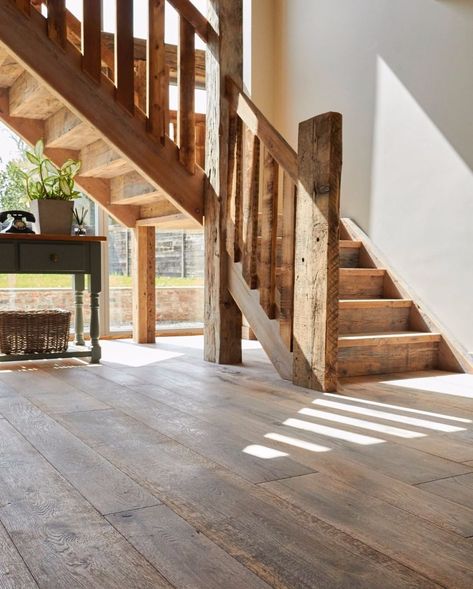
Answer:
[[20, 0, 207, 171], [226, 77, 343, 392]]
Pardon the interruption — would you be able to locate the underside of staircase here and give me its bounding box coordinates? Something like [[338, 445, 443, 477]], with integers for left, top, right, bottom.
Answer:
[[0, 1, 204, 230]]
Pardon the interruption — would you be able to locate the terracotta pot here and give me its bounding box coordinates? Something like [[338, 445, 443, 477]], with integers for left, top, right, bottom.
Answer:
[[30, 200, 74, 235]]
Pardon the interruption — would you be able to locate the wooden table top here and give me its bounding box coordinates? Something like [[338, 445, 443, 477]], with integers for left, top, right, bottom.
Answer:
[[0, 233, 107, 242]]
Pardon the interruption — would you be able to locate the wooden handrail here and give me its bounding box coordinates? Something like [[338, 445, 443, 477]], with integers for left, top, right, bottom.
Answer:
[[166, 0, 211, 42], [226, 76, 298, 183]]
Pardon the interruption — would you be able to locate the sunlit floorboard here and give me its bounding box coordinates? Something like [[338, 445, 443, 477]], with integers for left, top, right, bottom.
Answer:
[[0, 337, 473, 588]]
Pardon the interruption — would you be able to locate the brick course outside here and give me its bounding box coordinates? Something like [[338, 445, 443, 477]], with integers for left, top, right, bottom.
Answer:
[[0, 287, 204, 330]]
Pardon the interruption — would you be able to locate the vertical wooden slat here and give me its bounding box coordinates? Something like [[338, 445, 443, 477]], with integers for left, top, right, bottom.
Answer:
[[293, 112, 342, 392], [178, 16, 196, 172], [241, 127, 260, 289], [134, 59, 147, 112], [226, 113, 242, 262], [279, 172, 296, 349], [132, 226, 156, 344], [259, 148, 279, 318], [47, 0, 67, 47], [115, 0, 135, 112], [195, 121, 205, 167], [82, 0, 102, 81], [15, 0, 31, 14], [204, 0, 243, 365], [148, 0, 166, 142]]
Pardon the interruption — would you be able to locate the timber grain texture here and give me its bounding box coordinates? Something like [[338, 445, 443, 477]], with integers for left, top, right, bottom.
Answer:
[[0, 339, 473, 588]]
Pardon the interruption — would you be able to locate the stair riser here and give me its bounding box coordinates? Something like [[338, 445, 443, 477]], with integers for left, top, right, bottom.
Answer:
[[339, 272, 384, 299], [339, 306, 410, 335], [340, 247, 360, 268], [338, 342, 439, 377]]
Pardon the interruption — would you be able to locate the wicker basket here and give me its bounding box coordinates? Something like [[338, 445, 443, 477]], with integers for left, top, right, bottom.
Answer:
[[0, 310, 71, 355]]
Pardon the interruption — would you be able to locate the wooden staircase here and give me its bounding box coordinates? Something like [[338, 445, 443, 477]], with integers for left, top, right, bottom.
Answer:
[[0, 0, 206, 229], [0, 0, 471, 391]]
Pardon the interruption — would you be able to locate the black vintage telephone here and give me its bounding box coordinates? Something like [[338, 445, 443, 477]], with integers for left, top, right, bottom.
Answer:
[[0, 210, 36, 234]]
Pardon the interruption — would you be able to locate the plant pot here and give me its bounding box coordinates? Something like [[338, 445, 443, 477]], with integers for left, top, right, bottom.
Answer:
[[30, 200, 74, 235]]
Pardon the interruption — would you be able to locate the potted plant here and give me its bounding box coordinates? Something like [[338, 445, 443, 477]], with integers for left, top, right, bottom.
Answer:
[[18, 140, 82, 234]]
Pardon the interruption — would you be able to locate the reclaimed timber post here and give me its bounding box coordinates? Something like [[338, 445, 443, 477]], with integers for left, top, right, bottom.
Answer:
[[148, 0, 166, 143], [178, 16, 196, 172], [132, 226, 156, 344], [293, 112, 342, 392], [82, 0, 102, 81], [204, 0, 243, 364]]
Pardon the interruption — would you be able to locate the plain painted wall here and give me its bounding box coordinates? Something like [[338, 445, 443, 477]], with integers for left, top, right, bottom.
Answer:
[[254, 0, 473, 354]]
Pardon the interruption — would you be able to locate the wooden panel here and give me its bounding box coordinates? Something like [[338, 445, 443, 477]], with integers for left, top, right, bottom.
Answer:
[[338, 336, 440, 377], [279, 172, 296, 349], [339, 268, 385, 299], [148, 0, 166, 142], [259, 148, 278, 317], [339, 240, 361, 268], [241, 128, 260, 289], [9, 71, 62, 119], [293, 112, 342, 392], [111, 171, 164, 205], [178, 17, 196, 172], [47, 0, 67, 47], [82, 0, 102, 81], [339, 299, 412, 334], [45, 107, 99, 149], [203, 0, 243, 365], [0, 51, 23, 88], [115, 0, 135, 112], [132, 226, 156, 344], [80, 139, 132, 178]]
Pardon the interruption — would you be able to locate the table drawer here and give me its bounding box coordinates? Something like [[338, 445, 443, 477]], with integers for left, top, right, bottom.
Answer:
[[0, 243, 17, 271], [19, 243, 89, 273]]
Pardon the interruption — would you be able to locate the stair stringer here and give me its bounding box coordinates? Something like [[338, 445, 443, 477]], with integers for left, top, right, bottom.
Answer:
[[227, 257, 293, 381], [0, 2, 204, 225], [341, 218, 473, 374]]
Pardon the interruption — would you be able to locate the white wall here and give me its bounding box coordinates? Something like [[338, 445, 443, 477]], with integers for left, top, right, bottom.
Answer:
[[262, 0, 473, 354]]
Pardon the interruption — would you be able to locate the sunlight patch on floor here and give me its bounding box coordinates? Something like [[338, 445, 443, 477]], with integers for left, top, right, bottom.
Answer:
[[264, 433, 331, 453], [381, 374, 473, 399], [284, 418, 385, 446], [243, 445, 288, 459]]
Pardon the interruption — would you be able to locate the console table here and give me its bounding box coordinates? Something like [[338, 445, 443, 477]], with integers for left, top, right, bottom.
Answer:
[[0, 234, 106, 363]]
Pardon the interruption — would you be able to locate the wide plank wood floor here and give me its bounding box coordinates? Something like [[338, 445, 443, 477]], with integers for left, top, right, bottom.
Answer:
[[1, 336, 473, 588]]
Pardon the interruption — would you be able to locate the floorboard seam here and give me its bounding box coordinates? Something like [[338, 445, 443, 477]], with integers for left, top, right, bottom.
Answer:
[[414, 471, 473, 486], [255, 471, 318, 485], [0, 518, 40, 588], [103, 503, 162, 517]]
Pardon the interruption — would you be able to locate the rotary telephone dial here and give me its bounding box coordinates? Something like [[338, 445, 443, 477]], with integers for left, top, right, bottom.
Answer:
[[0, 210, 36, 234]]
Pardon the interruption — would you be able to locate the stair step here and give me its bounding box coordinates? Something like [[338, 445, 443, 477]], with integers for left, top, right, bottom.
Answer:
[[80, 139, 132, 178], [339, 299, 412, 334], [45, 107, 99, 150], [9, 71, 62, 119], [339, 268, 385, 299], [339, 240, 361, 268], [0, 49, 23, 88], [111, 171, 163, 205], [338, 332, 441, 377]]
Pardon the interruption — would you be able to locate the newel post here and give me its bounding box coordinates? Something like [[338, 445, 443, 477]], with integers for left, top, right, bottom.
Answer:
[[203, 0, 243, 364], [132, 226, 156, 344], [293, 112, 342, 392]]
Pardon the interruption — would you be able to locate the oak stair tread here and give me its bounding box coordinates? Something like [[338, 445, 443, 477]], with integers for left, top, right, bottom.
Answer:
[[338, 332, 441, 347], [339, 299, 412, 308]]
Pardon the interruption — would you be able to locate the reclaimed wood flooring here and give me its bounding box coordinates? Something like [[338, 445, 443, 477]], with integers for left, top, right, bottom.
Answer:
[[0, 337, 473, 588]]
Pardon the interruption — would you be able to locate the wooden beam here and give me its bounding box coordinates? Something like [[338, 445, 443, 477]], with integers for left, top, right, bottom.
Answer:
[[132, 226, 156, 344], [178, 16, 196, 173], [166, 0, 211, 42], [293, 112, 342, 392], [82, 0, 102, 81], [47, 0, 67, 47], [148, 0, 166, 142], [204, 0, 243, 365], [279, 172, 296, 349], [241, 127, 260, 289], [115, 0, 135, 112], [15, 0, 31, 14]]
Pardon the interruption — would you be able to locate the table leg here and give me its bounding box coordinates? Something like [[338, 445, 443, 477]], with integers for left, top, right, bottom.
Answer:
[[73, 274, 85, 346], [90, 292, 101, 363]]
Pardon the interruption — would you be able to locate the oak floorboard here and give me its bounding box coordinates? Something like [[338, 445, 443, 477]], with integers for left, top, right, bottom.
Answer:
[[0, 519, 38, 589], [417, 473, 473, 511], [48, 365, 315, 484], [0, 393, 160, 515], [262, 472, 473, 589], [0, 419, 172, 589], [56, 408, 435, 589], [107, 505, 271, 589]]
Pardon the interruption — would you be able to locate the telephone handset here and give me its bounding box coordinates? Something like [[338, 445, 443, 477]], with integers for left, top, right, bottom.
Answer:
[[0, 210, 36, 234]]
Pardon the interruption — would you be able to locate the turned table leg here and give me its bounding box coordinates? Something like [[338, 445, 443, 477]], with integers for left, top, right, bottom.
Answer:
[[73, 273, 85, 346]]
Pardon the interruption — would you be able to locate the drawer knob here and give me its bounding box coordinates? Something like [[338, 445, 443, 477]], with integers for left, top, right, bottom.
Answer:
[[49, 253, 59, 263]]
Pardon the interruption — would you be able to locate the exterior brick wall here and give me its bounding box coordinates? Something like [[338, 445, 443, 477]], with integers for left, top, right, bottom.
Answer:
[[0, 287, 204, 330]]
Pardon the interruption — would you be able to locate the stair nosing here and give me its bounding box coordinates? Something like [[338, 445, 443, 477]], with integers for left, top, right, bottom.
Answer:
[[338, 332, 441, 348]]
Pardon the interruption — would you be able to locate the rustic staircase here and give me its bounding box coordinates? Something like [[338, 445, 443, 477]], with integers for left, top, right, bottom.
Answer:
[[0, 0, 470, 392], [0, 0, 206, 230]]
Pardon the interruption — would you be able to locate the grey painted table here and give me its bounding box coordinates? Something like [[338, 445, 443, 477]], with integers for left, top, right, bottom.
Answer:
[[0, 233, 106, 363]]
